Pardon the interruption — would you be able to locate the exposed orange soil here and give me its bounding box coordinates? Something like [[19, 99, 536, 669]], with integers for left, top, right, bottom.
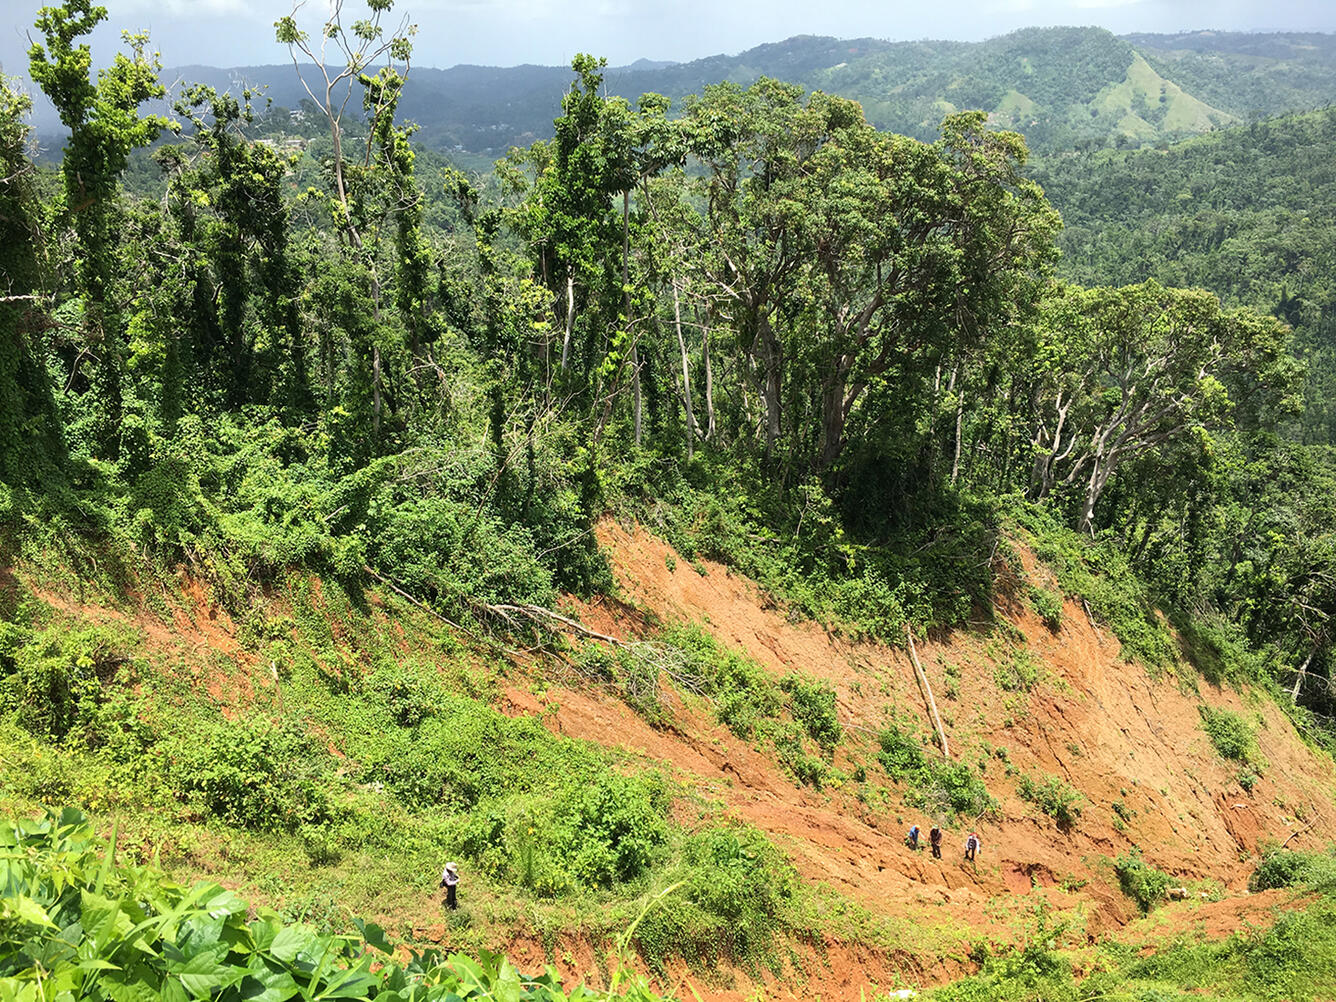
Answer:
[[28, 572, 270, 716], [14, 518, 1336, 1001], [494, 517, 1336, 998]]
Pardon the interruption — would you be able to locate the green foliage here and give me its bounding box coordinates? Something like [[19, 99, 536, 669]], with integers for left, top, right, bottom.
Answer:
[[993, 647, 1041, 693], [0, 620, 137, 740], [1250, 847, 1336, 892], [930, 900, 1076, 1002], [163, 718, 332, 832], [556, 772, 668, 888], [1016, 772, 1084, 830], [653, 624, 839, 786], [633, 823, 798, 974], [1199, 704, 1261, 766], [1027, 586, 1063, 631], [0, 807, 667, 1002], [1115, 848, 1175, 913], [876, 723, 995, 818], [778, 673, 842, 751], [1013, 502, 1178, 667]]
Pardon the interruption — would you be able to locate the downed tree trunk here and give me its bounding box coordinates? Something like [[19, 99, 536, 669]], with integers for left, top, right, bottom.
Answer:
[[907, 626, 949, 760]]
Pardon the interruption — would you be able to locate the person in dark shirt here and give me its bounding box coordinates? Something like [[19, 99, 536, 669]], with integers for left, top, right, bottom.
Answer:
[[440, 861, 459, 909]]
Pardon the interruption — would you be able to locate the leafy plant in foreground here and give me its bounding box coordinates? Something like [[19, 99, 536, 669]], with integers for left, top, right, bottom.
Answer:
[[0, 807, 665, 1002]]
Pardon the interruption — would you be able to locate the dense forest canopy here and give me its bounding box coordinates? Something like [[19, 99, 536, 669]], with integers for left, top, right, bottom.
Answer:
[[5, 0, 1336, 762]]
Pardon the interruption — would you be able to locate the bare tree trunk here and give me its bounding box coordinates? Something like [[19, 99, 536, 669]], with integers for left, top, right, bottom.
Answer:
[[757, 312, 782, 459], [624, 191, 641, 447], [560, 271, 575, 372], [907, 627, 949, 760], [951, 378, 965, 485], [702, 311, 716, 440], [671, 280, 694, 460], [372, 344, 382, 435], [1292, 649, 1314, 703]]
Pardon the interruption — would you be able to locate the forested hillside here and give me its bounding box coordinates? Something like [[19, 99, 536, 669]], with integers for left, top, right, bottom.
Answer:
[[30, 27, 1336, 158], [5, 0, 1336, 999], [1033, 108, 1336, 442]]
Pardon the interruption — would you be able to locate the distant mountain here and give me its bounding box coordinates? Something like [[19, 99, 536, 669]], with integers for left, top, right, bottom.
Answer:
[[26, 27, 1336, 157], [1127, 31, 1336, 121]]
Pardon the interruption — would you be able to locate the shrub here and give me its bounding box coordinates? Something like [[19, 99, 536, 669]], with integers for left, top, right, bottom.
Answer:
[[164, 718, 331, 832], [634, 823, 797, 973], [1013, 502, 1176, 667], [779, 674, 842, 750], [0, 622, 136, 740], [1028, 586, 1063, 631], [1250, 848, 1336, 891], [1017, 772, 1084, 830], [1115, 848, 1174, 913], [876, 723, 995, 818], [556, 771, 668, 887], [994, 648, 1041, 692], [1199, 705, 1259, 765]]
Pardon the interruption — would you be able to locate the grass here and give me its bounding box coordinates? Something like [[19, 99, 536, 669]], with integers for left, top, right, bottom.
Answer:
[[0, 567, 816, 975], [927, 896, 1336, 1002]]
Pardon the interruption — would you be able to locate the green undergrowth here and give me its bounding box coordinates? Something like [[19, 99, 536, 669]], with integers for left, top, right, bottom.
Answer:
[[1016, 772, 1084, 831], [1250, 846, 1336, 892], [1114, 848, 1175, 914], [927, 895, 1336, 1002], [573, 623, 842, 788], [1007, 502, 1177, 668], [613, 457, 998, 643], [0, 807, 667, 1002], [876, 721, 996, 819], [0, 570, 817, 975]]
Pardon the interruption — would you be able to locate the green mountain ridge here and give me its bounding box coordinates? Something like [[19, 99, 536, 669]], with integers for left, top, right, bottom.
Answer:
[[32, 26, 1330, 156]]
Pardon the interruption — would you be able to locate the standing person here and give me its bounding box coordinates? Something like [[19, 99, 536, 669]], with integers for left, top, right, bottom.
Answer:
[[440, 861, 459, 910], [964, 832, 981, 862], [906, 824, 921, 850], [929, 825, 943, 859]]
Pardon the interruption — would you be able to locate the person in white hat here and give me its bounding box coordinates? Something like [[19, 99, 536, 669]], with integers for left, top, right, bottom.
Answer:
[[440, 862, 459, 910]]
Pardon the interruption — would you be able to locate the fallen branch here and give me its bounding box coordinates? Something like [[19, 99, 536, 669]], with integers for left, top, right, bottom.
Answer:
[[485, 603, 623, 646], [362, 564, 466, 631], [907, 626, 949, 760]]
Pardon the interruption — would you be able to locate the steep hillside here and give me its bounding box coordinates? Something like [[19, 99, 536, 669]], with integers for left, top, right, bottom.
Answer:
[[4, 517, 1333, 1000], [1030, 107, 1336, 442], [1129, 30, 1336, 120], [73, 26, 1303, 158]]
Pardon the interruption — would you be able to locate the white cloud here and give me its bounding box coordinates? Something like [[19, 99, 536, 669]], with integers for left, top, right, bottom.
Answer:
[[114, 0, 259, 18]]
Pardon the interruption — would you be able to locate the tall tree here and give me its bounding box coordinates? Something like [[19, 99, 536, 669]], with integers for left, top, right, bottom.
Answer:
[[28, 0, 169, 457], [1027, 281, 1299, 533]]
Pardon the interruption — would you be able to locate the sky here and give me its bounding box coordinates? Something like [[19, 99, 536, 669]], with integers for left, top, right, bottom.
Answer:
[[3, 0, 1335, 80]]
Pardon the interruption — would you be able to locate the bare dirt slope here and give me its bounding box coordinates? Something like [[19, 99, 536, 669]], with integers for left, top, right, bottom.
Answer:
[[503, 518, 1336, 997]]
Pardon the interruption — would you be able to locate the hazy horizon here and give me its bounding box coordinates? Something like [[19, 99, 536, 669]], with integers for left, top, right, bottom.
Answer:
[[4, 0, 1336, 83]]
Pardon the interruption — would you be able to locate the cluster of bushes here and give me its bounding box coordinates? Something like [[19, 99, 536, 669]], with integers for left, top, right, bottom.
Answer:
[[616, 459, 995, 644], [632, 823, 800, 974], [876, 722, 995, 818], [1199, 705, 1261, 764], [0, 808, 666, 1002], [1114, 848, 1175, 913], [0, 620, 139, 741], [589, 624, 843, 787], [1016, 772, 1084, 831], [163, 719, 334, 834], [1011, 503, 1176, 667], [1250, 847, 1336, 892]]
